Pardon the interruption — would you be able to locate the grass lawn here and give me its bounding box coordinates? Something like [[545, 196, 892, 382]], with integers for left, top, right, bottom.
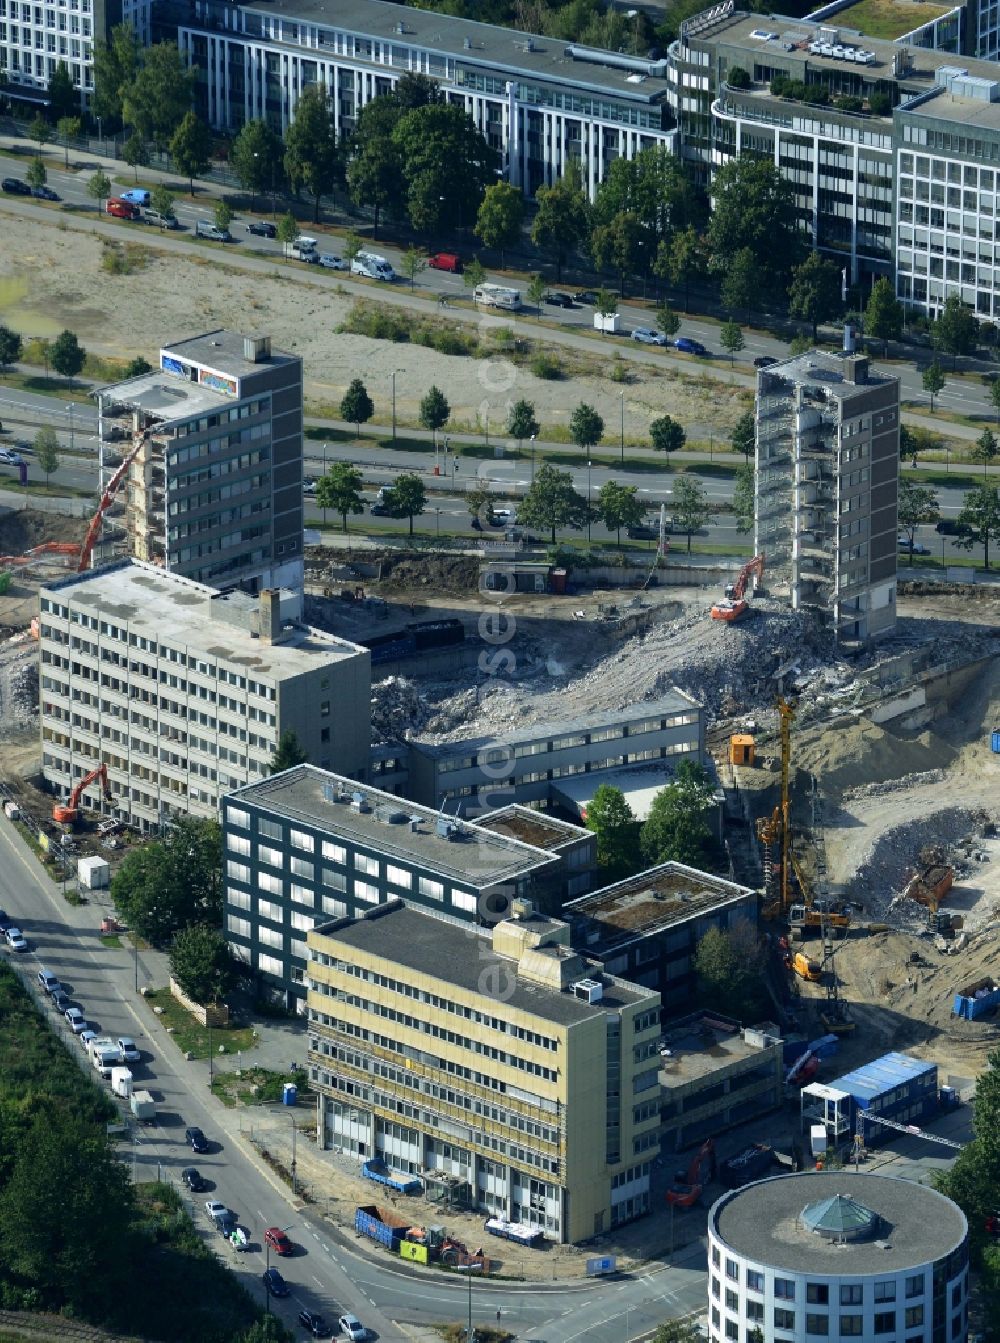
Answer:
[[99, 933, 123, 949], [143, 987, 257, 1059], [211, 1064, 310, 1108], [833, 0, 951, 39]]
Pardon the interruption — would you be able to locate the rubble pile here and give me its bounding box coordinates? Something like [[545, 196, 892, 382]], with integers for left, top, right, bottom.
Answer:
[[842, 769, 946, 801], [9, 660, 38, 725], [370, 676, 430, 742], [851, 806, 996, 920]]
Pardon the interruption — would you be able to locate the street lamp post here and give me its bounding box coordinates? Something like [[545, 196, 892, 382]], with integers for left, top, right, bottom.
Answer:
[[264, 1237, 271, 1314], [587, 459, 592, 541], [620, 390, 624, 465], [134, 934, 139, 993], [289, 1113, 298, 1197], [530, 433, 537, 482], [391, 370, 397, 444], [69, 402, 75, 452], [208, 1023, 214, 1086], [467, 1262, 474, 1343]]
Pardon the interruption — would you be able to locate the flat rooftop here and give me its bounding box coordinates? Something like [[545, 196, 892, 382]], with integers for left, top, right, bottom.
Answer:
[[412, 690, 700, 755], [903, 82, 1000, 130], [476, 805, 592, 853], [43, 561, 365, 679], [566, 862, 756, 953], [311, 901, 652, 1025], [230, 0, 672, 99], [827, 0, 954, 41], [97, 371, 230, 424], [760, 350, 898, 400], [230, 765, 557, 887], [166, 330, 300, 379], [711, 1172, 967, 1272], [659, 1013, 779, 1089], [552, 762, 701, 822]]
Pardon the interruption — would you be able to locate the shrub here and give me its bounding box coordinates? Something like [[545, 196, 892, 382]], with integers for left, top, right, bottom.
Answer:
[[609, 355, 630, 384], [531, 353, 563, 379], [727, 66, 751, 89]]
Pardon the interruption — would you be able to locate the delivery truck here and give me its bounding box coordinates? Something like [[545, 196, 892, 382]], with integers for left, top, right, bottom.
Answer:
[[130, 1090, 155, 1123]]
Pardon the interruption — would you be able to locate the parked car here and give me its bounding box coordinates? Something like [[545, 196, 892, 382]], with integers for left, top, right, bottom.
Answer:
[[32, 185, 59, 201], [106, 197, 140, 220], [144, 209, 178, 229], [303, 477, 317, 495], [64, 1007, 86, 1032], [369, 502, 390, 516], [675, 336, 707, 355], [118, 1036, 140, 1062], [573, 290, 600, 305], [544, 290, 575, 308], [297, 1310, 329, 1338], [5, 927, 27, 951], [338, 1316, 367, 1342], [265, 1226, 293, 1256], [753, 355, 778, 369], [205, 1200, 231, 1222], [263, 1267, 290, 1297], [627, 523, 659, 540], [0, 910, 11, 932], [246, 220, 277, 238], [38, 969, 61, 995], [186, 1126, 210, 1153], [936, 518, 969, 535], [898, 535, 931, 555], [52, 989, 71, 1013], [195, 220, 230, 241], [631, 326, 667, 346], [79, 1028, 97, 1052], [182, 1167, 208, 1192], [120, 187, 151, 207], [0, 448, 26, 466], [1, 177, 31, 195], [318, 253, 346, 270], [427, 252, 462, 273]]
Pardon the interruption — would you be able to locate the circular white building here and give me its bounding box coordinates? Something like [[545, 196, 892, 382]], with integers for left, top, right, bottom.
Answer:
[[706, 1171, 968, 1343]]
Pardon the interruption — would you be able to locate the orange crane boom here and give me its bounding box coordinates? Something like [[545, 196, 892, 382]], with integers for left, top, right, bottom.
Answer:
[[711, 553, 765, 622], [77, 433, 146, 573], [53, 762, 113, 826]]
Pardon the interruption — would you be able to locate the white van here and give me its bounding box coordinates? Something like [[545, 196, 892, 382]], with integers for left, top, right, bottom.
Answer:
[[474, 283, 522, 310], [284, 235, 318, 262], [352, 252, 395, 281]]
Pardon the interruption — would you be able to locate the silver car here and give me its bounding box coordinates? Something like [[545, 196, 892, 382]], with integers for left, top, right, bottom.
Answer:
[[631, 326, 667, 346], [318, 253, 346, 270]]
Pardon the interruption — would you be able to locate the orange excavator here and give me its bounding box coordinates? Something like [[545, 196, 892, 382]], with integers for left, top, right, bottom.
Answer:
[[666, 1138, 717, 1209], [53, 762, 113, 826], [76, 434, 146, 573], [711, 553, 765, 622]]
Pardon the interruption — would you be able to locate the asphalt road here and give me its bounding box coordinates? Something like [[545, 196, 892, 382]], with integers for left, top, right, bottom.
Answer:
[[4, 145, 1000, 425]]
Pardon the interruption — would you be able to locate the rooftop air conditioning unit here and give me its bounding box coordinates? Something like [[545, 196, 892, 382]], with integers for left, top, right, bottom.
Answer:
[[511, 897, 536, 921], [572, 978, 604, 1004]]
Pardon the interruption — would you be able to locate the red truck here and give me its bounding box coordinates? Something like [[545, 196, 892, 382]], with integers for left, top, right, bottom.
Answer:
[[106, 197, 140, 220], [428, 252, 462, 273]]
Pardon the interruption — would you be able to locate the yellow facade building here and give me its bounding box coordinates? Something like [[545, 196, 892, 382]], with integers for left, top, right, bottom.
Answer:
[[307, 899, 662, 1244]]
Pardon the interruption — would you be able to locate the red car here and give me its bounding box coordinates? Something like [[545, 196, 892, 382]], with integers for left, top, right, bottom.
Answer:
[[106, 197, 140, 220], [264, 1226, 293, 1256]]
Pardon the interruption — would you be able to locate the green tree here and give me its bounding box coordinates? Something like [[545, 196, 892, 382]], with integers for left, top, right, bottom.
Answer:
[[122, 130, 149, 182], [955, 482, 1000, 569], [731, 411, 755, 463], [50, 329, 85, 384], [932, 294, 978, 367], [29, 112, 52, 150], [720, 247, 757, 326], [733, 461, 755, 533], [527, 272, 547, 316], [56, 115, 81, 168], [169, 924, 233, 1004], [789, 250, 842, 340], [91, 22, 141, 128], [974, 427, 999, 477], [392, 102, 497, 236], [531, 165, 590, 281], [591, 209, 644, 296], [270, 729, 307, 772], [922, 361, 946, 412], [230, 118, 283, 210], [596, 480, 644, 546], [936, 1048, 1000, 1222], [121, 41, 196, 146], [693, 921, 767, 1019], [466, 482, 497, 527], [149, 183, 175, 221], [657, 224, 708, 313], [507, 399, 539, 452], [342, 231, 364, 266], [284, 83, 340, 223], [123, 356, 152, 377], [237, 1317, 294, 1343], [214, 199, 233, 235], [864, 276, 904, 356], [33, 425, 59, 487], [386, 472, 427, 536], [720, 319, 744, 366], [586, 783, 641, 878], [708, 156, 802, 290], [47, 61, 78, 121], [316, 461, 365, 533], [671, 475, 709, 553], [419, 385, 450, 448], [345, 95, 406, 239], [25, 157, 47, 193], [641, 760, 717, 866], [400, 245, 427, 290], [276, 211, 298, 258], [592, 145, 703, 261], [656, 303, 681, 339], [990, 379, 1000, 426], [596, 287, 618, 323], [0, 325, 24, 369], [650, 414, 686, 455], [897, 478, 939, 561], [340, 378, 375, 435], [651, 1321, 702, 1343], [463, 257, 487, 294], [569, 402, 604, 455], [475, 181, 524, 267], [87, 167, 112, 211], [110, 816, 222, 946], [169, 110, 212, 195], [518, 462, 590, 544]]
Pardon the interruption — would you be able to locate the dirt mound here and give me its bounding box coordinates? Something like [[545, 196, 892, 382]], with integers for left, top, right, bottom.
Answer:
[[795, 718, 960, 800], [374, 551, 480, 595], [0, 507, 86, 556]]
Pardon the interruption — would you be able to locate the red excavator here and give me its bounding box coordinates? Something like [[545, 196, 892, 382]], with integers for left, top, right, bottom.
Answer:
[[666, 1138, 717, 1209], [53, 763, 113, 826], [711, 553, 765, 622]]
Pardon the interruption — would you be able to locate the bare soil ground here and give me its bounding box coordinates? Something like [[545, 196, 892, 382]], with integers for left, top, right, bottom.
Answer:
[[0, 212, 748, 439]]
